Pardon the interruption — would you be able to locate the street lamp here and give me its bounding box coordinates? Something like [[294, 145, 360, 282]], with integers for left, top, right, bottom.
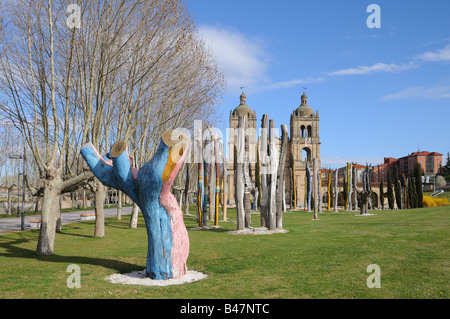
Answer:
[[8, 154, 26, 230]]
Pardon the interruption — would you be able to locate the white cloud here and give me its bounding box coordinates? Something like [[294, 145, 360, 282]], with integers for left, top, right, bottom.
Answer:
[[328, 62, 417, 76], [415, 44, 450, 62], [198, 25, 270, 93], [380, 85, 450, 100], [263, 77, 325, 90]]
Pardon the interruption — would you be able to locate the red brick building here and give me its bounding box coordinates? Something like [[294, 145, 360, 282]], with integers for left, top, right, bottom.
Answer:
[[372, 151, 443, 182], [398, 151, 443, 177]]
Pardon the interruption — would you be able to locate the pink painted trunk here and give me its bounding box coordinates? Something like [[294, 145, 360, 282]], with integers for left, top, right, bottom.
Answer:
[[160, 157, 189, 278]]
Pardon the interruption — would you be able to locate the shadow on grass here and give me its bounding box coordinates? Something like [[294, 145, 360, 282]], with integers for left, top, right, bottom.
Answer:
[[0, 232, 141, 274]]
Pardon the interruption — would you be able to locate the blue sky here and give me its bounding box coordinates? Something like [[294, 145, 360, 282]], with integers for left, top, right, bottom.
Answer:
[[185, 0, 450, 168]]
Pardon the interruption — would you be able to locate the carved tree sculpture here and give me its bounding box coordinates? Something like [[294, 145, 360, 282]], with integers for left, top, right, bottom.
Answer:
[[306, 164, 312, 212], [313, 158, 320, 220], [81, 130, 190, 280]]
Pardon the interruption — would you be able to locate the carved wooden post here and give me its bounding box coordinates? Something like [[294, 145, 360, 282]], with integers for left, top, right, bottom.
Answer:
[[352, 164, 358, 211], [222, 148, 228, 221], [327, 170, 331, 211], [334, 169, 338, 212], [318, 170, 322, 213], [306, 164, 312, 212], [202, 158, 209, 225], [347, 162, 352, 211], [196, 138, 204, 227], [292, 161, 297, 210], [268, 119, 278, 230], [244, 134, 252, 228], [259, 114, 269, 227], [235, 116, 246, 230], [81, 130, 190, 280], [313, 158, 319, 219], [276, 124, 288, 229], [214, 137, 220, 226]]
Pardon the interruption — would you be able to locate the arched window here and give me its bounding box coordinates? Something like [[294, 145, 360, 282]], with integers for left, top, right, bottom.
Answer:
[[301, 147, 311, 162], [307, 125, 312, 137], [300, 125, 305, 137]]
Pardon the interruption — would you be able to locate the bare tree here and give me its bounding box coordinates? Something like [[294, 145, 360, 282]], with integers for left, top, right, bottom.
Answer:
[[0, 0, 224, 254]]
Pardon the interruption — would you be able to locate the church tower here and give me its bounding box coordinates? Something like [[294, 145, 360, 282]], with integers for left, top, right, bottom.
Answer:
[[290, 92, 321, 207], [228, 92, 257, 204]]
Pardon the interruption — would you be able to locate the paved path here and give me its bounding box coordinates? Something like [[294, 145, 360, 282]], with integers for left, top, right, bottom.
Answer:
[[0, 206, 133, 235]]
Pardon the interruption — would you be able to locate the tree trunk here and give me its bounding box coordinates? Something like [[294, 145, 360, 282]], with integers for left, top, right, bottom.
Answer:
[[275, 124, 288, 229], [129, 202, 139, 228], [36, 179, 61, 255], [83, 190, 87, 208], [94, 181, 105, 237], [7, 186, 12, 216], [117, 190, 122, 220], [56, 195, 62, 233], [183, 164, 190, 216]]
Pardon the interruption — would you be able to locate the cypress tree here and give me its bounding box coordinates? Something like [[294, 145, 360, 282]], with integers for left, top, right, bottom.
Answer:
[[394, 166, 402, 209], [413, 163, 423, 208], [379, 178, 384, 210], [409, 173, 418, 208], [387, 170, 395, 209]]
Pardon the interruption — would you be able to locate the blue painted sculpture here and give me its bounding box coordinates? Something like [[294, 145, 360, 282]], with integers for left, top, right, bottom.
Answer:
[[80, 130, 190, 280]]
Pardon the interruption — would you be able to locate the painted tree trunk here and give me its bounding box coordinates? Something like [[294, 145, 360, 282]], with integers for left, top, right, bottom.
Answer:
[[196, 138, 203, 226], [275, 124, 288, 229], [202, 160, 209, 226], [81, 130, 190, 280], [235, 116, 246, 230], [214, 138, 220, 226], [208, 149, 215, 222]]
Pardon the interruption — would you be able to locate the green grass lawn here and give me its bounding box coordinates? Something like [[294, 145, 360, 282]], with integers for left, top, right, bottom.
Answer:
[[0, 205, 449, 299]]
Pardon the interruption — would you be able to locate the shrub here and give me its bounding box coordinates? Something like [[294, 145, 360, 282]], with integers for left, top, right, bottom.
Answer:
[[423, 195, 450, 207]]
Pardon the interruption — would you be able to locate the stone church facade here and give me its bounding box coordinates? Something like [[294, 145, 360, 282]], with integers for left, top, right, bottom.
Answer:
[[227, 92, 321, 208]]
